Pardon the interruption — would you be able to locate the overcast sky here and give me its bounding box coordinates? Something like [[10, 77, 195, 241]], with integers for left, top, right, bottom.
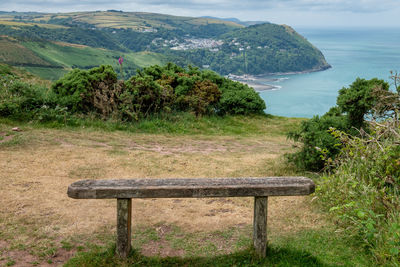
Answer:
[[1, 0, 400, 27]]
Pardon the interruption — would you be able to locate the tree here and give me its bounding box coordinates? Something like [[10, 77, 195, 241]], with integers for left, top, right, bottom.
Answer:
[[337, 78, 389, 128]]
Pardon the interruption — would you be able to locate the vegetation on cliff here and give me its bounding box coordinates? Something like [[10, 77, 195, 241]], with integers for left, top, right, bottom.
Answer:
[[0, 11, 330, 79], [287, 72, 400, 265]]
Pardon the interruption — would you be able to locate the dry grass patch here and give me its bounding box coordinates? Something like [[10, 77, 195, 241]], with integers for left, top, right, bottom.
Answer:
[[0, 125, 323, 265]]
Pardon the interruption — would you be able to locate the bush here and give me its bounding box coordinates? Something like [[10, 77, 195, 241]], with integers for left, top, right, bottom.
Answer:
[[286, 110, 350, 171], [316, 123, 400, 265], [2, 63, 266, 123], [138, 64, 265, 115], [121, 75, 165, 121], [51, 68, 91, 112], [0, 76, 55, 120], [184, 80, 221, 117], [287, 77, 392, 171], [218, 81, 266, 115], [51, 65, 119, 114], [119, 63, 265, 118], [337, 78, 389, 128], [312, 73, 400, 264], [0, 64, 13, 76]]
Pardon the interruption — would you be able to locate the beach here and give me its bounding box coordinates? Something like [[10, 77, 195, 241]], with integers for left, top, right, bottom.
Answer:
[[227, 74, 280, 91], [242, 81, 278, 91]]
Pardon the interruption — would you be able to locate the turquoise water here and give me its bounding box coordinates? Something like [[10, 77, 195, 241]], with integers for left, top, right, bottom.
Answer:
[[259, 27, 400, 118]]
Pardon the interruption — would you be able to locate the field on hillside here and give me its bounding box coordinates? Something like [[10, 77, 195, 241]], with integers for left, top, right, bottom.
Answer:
[[0, 117, 374, 266], [0, 37, 53, 67], [0, 12, 242, 31], [0, 35, 168, 80], [0, 19, 67, 29]]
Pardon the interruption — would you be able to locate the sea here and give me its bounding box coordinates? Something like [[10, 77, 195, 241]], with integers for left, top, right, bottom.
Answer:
[[257, 27, 400, 118]]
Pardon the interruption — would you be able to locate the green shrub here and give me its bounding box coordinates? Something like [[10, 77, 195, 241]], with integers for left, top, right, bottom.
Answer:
[[125, 63, 265, 117], [0, 64, 13, 76], [51, 68, 91, 112], [138, 64, 265, 116], [51, 65, 118, 114], [2, 62, 266, 123], [0, 76, 55, 120], [316, 124, 400, 265], [287, 77, 392, 171], [184, 80, 221, 117], [218, 82, 266, 115], [121, 75, 165, 121], [286, 110, 350, 171]]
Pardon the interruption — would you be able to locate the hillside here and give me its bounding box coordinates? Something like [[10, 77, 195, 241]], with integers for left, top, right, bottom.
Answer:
[[0, 11, 330, 79], [169, 23, 330, 75], [200, 16, 268, 26], [0, 35, 167, 80]]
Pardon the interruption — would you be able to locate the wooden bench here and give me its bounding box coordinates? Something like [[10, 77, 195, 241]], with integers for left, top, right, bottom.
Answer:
[[67, 177, 315, 258]]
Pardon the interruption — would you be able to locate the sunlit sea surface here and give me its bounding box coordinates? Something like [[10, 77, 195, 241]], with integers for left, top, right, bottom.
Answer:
[[258, 27, 400, 118]]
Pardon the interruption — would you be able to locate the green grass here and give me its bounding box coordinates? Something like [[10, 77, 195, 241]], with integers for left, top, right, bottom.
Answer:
[[0, 19, 67, 29], [65, 246, 325, 267], [1, 38, 168, 80], [0, 37, 52, 67], [64, 228, 374, 267], [273, 229, 374, 266], [23, 66, 68, 80], [2, 112, 303, 137], [126, 51, 168, 68], [23, 41, 116, 68], [11, 41, 167, 80]]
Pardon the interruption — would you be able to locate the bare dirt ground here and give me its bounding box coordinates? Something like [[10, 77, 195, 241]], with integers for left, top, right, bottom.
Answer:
[[0, 126, 323, 266]]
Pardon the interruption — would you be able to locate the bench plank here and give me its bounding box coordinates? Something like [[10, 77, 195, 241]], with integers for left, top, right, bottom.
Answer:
[[67, 177, 315, 199]]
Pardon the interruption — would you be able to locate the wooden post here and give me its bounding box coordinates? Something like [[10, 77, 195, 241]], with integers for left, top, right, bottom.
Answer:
[[253, 196, 268, 257], [117, 198, 132, 258]]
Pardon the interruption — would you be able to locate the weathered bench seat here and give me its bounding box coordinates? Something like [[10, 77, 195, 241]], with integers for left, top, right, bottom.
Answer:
[[67, 177, 315, 258]]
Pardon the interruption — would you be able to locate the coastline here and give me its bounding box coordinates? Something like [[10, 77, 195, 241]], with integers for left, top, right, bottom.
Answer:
[[227, 64, 331, 91], [254, 64, 332, 77], [239, 81, 279, 91]]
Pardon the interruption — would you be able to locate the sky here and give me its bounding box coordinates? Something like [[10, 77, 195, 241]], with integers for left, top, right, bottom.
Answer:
[[1, 0, 400, 28]]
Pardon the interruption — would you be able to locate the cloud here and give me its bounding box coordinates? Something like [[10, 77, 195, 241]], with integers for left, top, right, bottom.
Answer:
[[2, 0, 398, 13], [106, 0, 398, 13], [275, 0, 398, 13], [1, 0, 399, 27]]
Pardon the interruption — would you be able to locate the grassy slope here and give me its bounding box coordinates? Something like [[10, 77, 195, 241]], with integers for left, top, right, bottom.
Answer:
[[0, 62, 52, 87], [0, 37, 53, 67], [0, 36, 168, 80], [23, 66, 68, 80], [22, 41, 167, 69], [0, 19, 67, 29]]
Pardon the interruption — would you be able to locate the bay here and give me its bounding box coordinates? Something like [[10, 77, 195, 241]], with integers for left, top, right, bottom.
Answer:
[[258, 27, 400, 118]]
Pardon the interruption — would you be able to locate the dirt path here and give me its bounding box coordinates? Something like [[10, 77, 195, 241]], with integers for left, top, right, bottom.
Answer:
[[0, 127, 322, 265]]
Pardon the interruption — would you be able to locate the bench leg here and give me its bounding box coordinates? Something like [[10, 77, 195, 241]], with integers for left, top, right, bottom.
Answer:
[[253, 196, 268, 258], [117, 198, 132, 258]]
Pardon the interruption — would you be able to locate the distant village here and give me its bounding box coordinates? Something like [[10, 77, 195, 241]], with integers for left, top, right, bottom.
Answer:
[[150, 37, 269, 53], [151, 37, 224, 52]]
